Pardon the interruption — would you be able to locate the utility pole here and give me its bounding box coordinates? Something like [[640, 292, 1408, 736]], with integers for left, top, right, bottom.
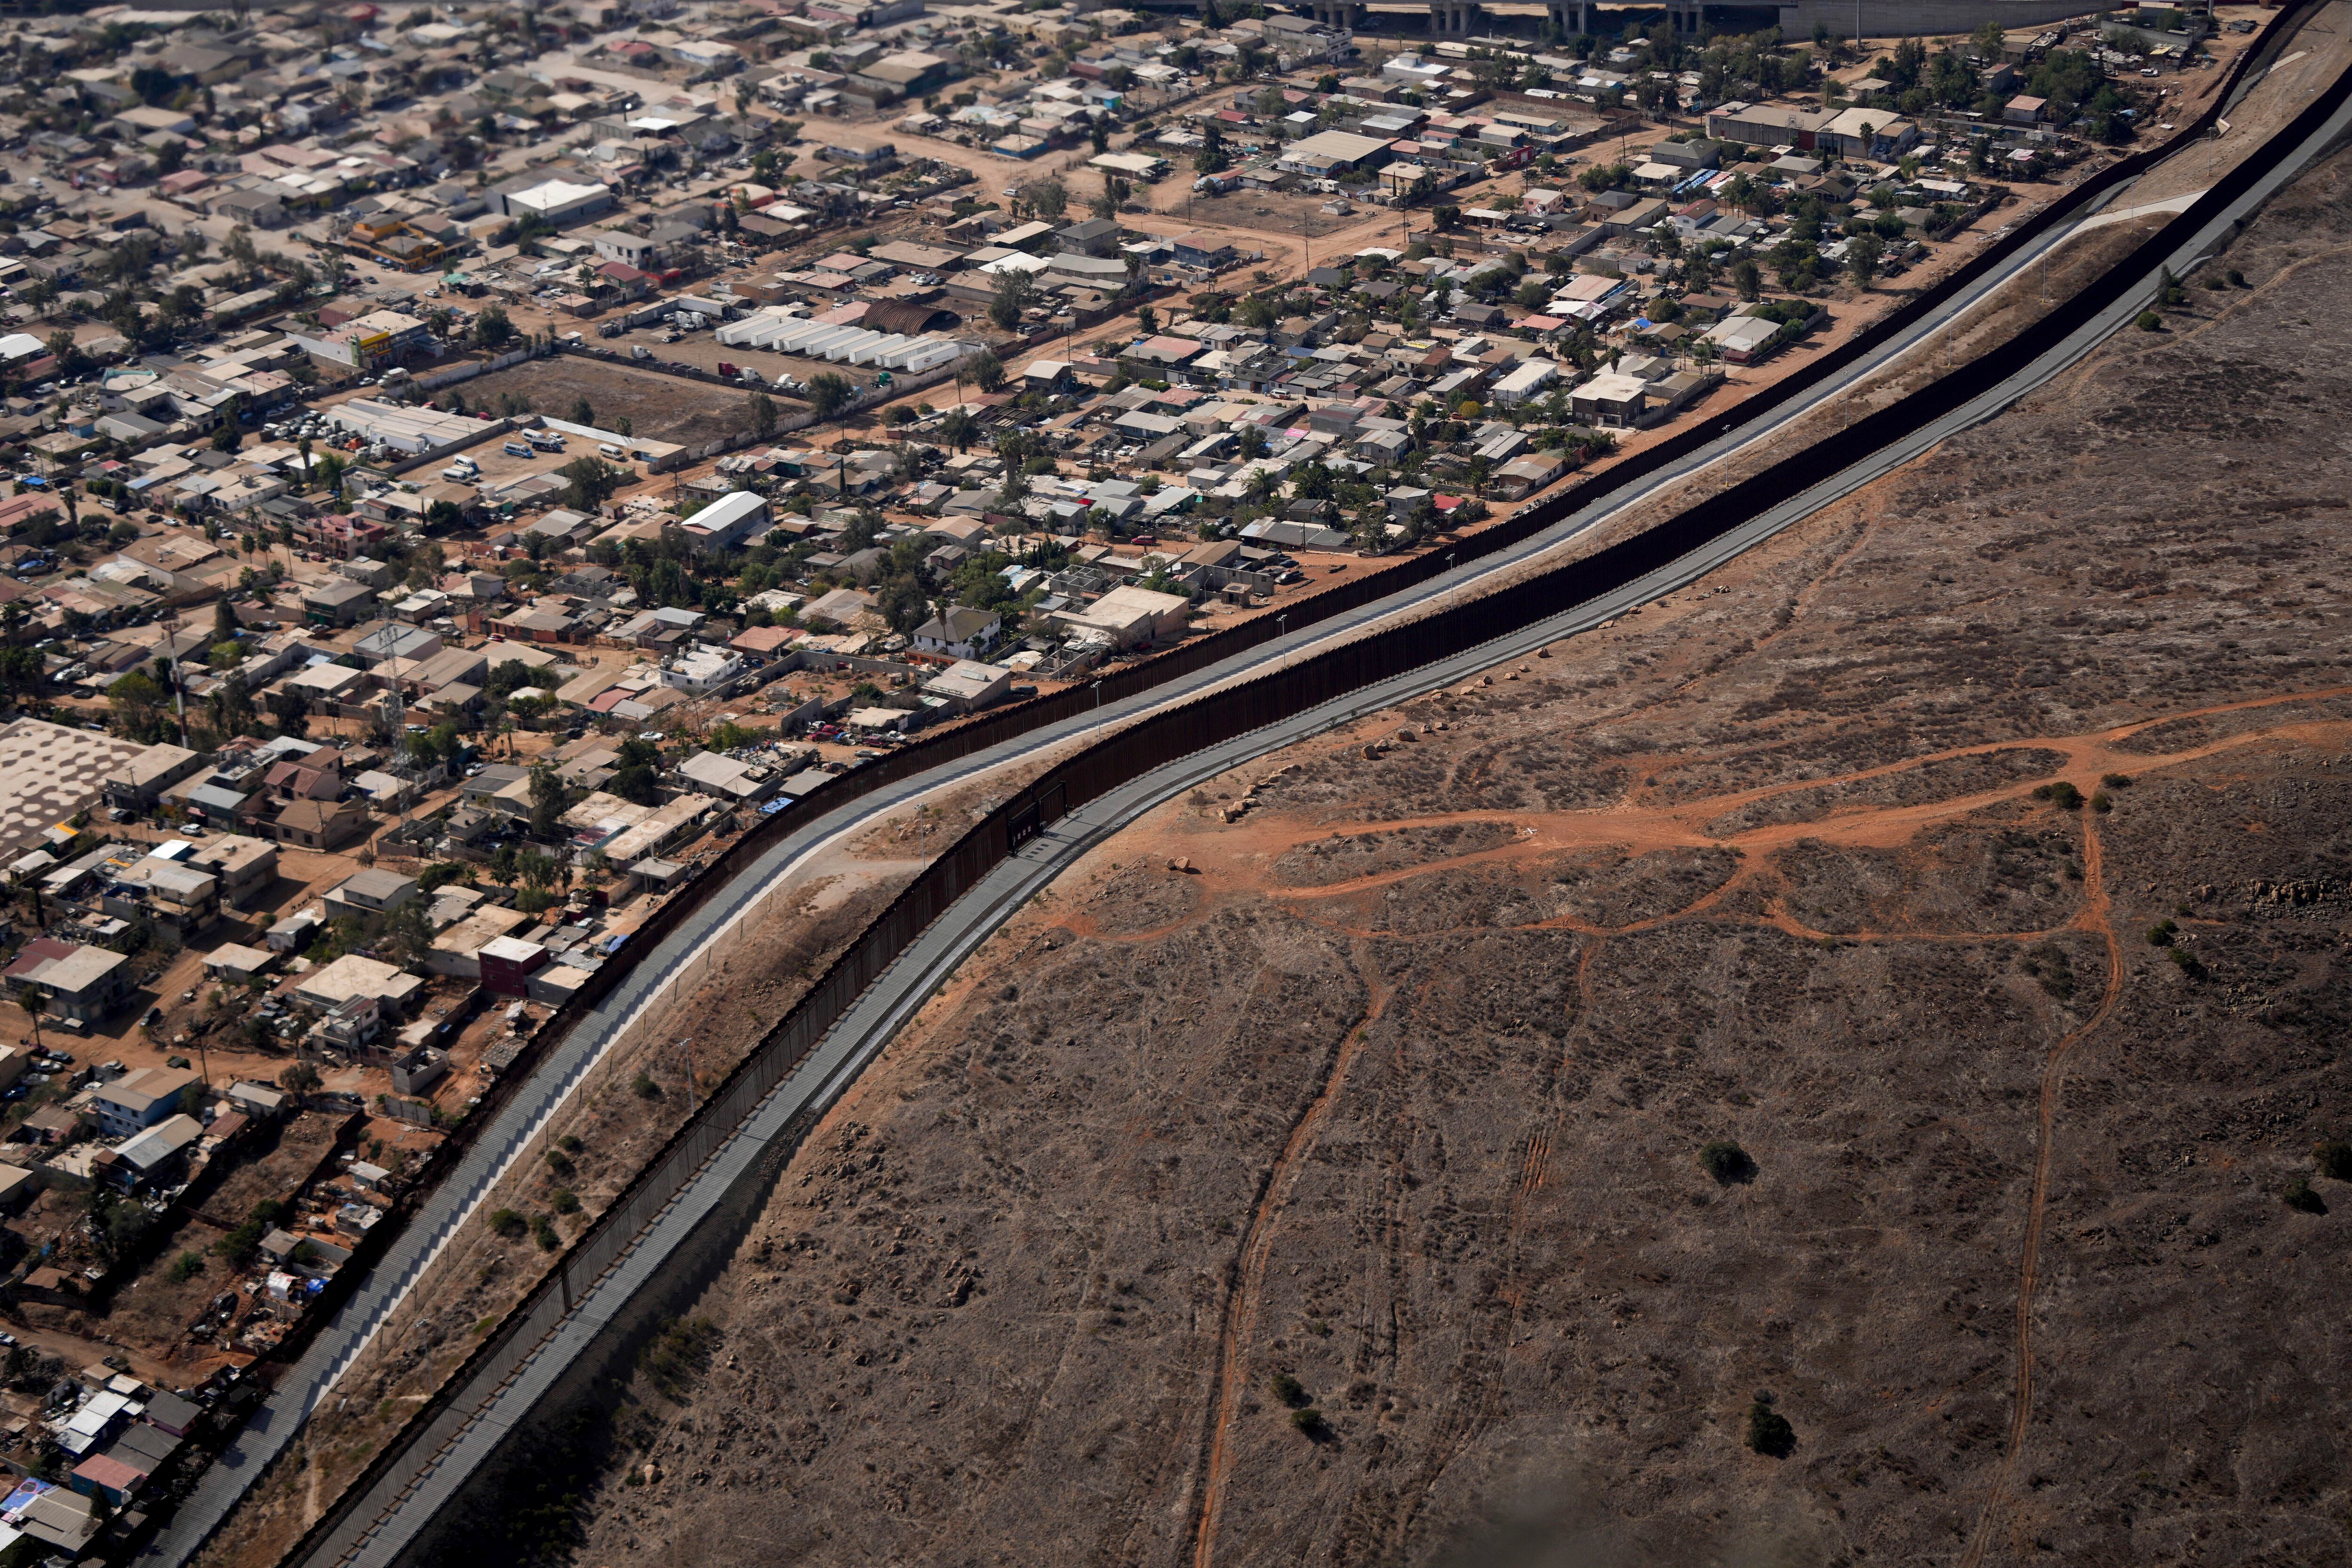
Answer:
[[162, 613, 189, 749]]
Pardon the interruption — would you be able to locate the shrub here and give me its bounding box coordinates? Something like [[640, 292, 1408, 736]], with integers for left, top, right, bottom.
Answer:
[[1290, 1408, 1328, 1439], [2090, 790, 2112, 814], [2135, 310, 2162, 331], [551, 1187, 580, 1215], [2314, 1141, 2352, 1181], [1270, 1372, 1306, 1408], [545, 1149, 574, 1177], [1700, 1141, 1753, 1184], [2031, 781, 2083, 810], [2145, 920, 2177, 947], [1745, 1395, 1795, 1457], [632, 1071, 660, 1099], [490, 1208, 528, 1240], [2283, 1178, 2324, 1214], [641, 1316, 722, 1399], [532, 1214, 561, 1250], [169, 1251, 205, 1283], [557, 1134, 583, 1154], [2168, 947, 2208, 981], [2022, 942, 2076, 1002], [2101, 773, 2133, 789]]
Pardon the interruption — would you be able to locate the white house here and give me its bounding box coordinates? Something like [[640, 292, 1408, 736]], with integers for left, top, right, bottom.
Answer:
[[659, 645, 747, 695], [913, 606, 1001, 661], [1490, 360, 1560, 405]]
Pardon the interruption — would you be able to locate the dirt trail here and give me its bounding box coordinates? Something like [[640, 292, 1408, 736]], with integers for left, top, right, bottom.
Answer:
[[1959, 816, 2127, 1568], [1126, 692, 2352, 947], [1188, 947, 1395, 1568]]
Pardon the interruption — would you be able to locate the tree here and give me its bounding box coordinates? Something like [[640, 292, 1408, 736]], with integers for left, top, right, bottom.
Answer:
[[19, 984, 45, 1054], [988, 266, 1040, 332], [474, 305, 515, 349], [558, 455, 627, 510], [1194, 120, 1229, 175], [1745, 1394, 1795, 1457], [1028, 176, 1068, 221], [527, 763, 576, 838], [806, 372, 855, 421], [1846, 233, 1883, 289], [608, 736, 662, 805], [939, 406, 978, 452], [0, 646, 40, 702], [746, 390, 778, 438], [568, 395, 595, 425], [86, 1185, 151, 1269], [968, 348, 1006, 393], [1700, 1141, 1754, 1183]]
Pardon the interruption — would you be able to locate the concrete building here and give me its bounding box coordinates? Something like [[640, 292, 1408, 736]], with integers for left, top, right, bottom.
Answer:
[[676, 750, 779, 803], [495, 177, 615, 226], [477, 934, 550, 997], [1050, 584, 1192, 649], [4, 939, 133, 1024], [294, 954, 426, 1013], [324, 868, 420, 919], [90, 1066, 199, 1139], [659, 645, 747, 695], [101, 743, 205, 811], [188, 834, 278, 906], [675, 489, 769, 553]]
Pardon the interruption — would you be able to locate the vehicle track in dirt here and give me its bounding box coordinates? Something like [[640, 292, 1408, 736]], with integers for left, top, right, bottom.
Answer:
[[1188, 947, 1396, 1568]]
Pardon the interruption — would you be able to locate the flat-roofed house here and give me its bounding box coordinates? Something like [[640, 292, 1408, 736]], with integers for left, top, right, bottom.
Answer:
[[4, 939, 132, 1024], [294, 953, 425, 1014], [102, 743, 204, 810]]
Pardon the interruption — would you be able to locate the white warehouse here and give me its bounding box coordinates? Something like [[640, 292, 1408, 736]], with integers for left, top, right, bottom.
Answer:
[[716, 309, 979, 374]]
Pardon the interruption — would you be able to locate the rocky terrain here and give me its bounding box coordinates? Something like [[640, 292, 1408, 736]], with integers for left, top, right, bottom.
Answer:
[[458, 149, 2352, 1568]]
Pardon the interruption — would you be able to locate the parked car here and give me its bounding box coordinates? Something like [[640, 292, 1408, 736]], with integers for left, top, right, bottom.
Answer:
[[502, 440, 533, 457]]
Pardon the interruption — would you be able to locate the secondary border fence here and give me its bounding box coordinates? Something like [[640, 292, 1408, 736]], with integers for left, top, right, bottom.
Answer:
[[193, 10, 2328, 1565]]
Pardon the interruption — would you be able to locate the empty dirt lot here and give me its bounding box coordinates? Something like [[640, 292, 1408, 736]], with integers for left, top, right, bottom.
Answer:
[[412, 144, 2352, 1568], [455, 357, 763, 452]]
